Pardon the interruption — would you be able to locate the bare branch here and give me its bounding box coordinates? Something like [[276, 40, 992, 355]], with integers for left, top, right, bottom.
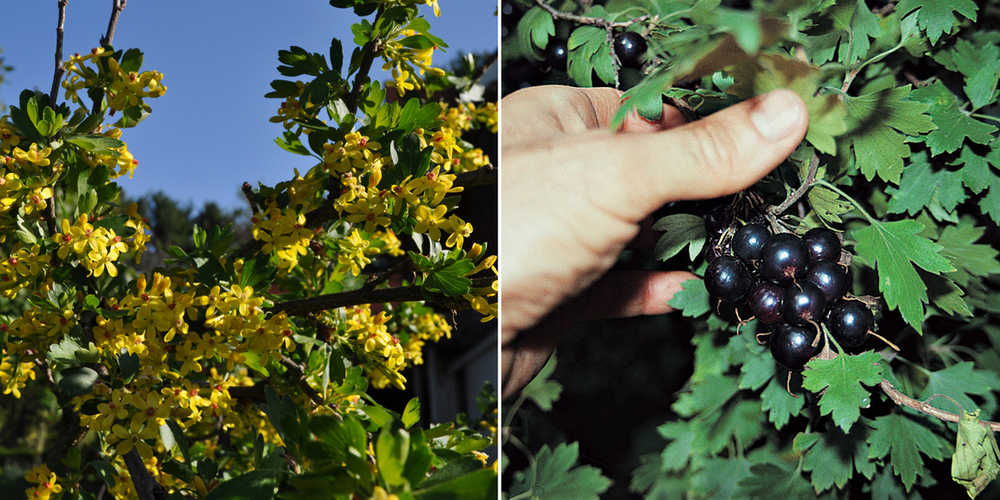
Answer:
[[102, 0, 128, 46], [50, 0, 69, 104], [880, 379, 1000, 432], [532, 0, 649, 29], [123, 449, 168, 500], [269, 277, 495, 317]]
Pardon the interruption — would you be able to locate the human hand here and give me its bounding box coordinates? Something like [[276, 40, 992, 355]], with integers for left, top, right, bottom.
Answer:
[[501, 85, 809, 398]]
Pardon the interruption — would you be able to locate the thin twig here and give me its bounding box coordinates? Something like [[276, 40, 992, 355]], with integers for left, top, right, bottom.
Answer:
[[532, 0, 649, 29], [101, 0, 127, 46], [269, 276, 494, 316], [770, 153, 819, 216], [50, 0, 69, 103], [879, 379, 1000, 432]]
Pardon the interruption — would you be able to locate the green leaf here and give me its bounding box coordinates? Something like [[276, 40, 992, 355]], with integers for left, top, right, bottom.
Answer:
[[402, 398, 420, 428], [376, 427, 410, 486], [802, 352, 883, 432], [508, 442, 612, 500], [942, 38, 1000, 110], [886, 151, 965, 217], [739, 463, 813, 499], [204, 470, 278, 500], [568, 26, 609, 87], [65, 134, 126, 154], [844, 85, 935, 184], [690, 457, 751, 498], [938, 219, 1000, 287], [809, 185, 854, 224], [797, 426, 872, 493], [919, 362, 1000, 413], [58, 366, 99, 397], [668, 279, 710, 318], [851, 219, 955, 333], [867, 413, 951, 492], [911, 82, 997, 156], [521, 354, 562, 411], [652, 214, 706, 262], [952, 409, 1000, 498], [414, 468, 497, 500], [738, 352, 774, 391], [760, 376, 804, 429], [516, 7, 555, 61], [657, 421, 695, 471], [422, 259, 473, 296], [728, 54, 847, 155], [896, 0, 978, 45]]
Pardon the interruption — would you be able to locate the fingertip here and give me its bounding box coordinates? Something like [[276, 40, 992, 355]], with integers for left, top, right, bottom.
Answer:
[[748, 89, 808, 143]]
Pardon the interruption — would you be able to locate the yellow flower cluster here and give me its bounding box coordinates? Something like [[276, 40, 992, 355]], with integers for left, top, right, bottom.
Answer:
[[251, 204, 316, 271], [63, 47, 166, 111], [464, 243, 499, 322], [335, 228, 403, 276], [340, 302, 454, 390], [85, 127, 140, 179], [0, 244, 51, 298], [24, 464, 62, 500], [54, 214, 132, 278], [0, 350, 36, 399], [381, 29, 446, 96]]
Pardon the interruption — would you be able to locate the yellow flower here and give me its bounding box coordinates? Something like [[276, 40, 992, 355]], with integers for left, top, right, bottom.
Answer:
[[12, 143, 52, 167]]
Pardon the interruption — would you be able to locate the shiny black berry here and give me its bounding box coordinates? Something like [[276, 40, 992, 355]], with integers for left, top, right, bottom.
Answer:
[[759, 233, 808, 284], [804, 261, 851, 302], [748, 282, 784, 324], [613, 31, 647, 68], [826, 300, 874, 351], [704, 204, 733, 238], [545, 39, 568, 70], [705, 255, 752, 303], [784, 283, 828, 324], [803, 228, 841, 263], [732, 224, 771, 262], [770, 323, 821, 370]]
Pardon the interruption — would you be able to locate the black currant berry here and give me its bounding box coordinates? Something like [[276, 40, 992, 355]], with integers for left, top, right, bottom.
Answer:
[[545, 39, 568, 70], [759, 233, 808, 284], [826, 300, 874, 351], [748, 282, 784, 324], [732, 223, 770, 262], [804, 261, 851, 302], [784, 283, 828, 324], [704, 205, 733, 238], [613, 31, 647, 68], [770, 323, 821, 370], [705, 255, 752, 303], [803, 227, 841, 263]]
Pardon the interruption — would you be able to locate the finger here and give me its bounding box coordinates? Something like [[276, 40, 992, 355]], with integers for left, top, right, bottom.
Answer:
[[567, 270, 697, 320], [576, 89, 809, 222], [573, 86, 687, 132]]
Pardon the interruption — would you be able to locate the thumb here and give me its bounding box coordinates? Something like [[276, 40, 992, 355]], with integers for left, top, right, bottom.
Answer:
[[579, 89, 808, 222]]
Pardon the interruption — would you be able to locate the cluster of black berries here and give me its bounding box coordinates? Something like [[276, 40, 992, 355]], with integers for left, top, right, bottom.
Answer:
[[705, 224, 876, 371], [501, 1, 648, 93]]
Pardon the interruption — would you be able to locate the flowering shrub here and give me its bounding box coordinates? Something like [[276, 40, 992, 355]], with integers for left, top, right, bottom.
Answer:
[[0, 1, 496, 498]]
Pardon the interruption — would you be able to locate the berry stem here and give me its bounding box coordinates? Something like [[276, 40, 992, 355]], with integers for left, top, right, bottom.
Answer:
[[770, 153, 819, 216]]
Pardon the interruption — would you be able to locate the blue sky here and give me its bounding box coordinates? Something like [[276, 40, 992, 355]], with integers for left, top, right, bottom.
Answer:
[[1, 1, 498, 210]]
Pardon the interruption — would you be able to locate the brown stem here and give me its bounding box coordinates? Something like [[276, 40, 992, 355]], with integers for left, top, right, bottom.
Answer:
[[122, 448, 167, 500], [532, 0, 649, 29], [770, 153, 819, 216], [101, 0, 127, 46], [269, 277, 494, 316], [879, 379, 1000, 432], [280, 355, 325, 406], [50, 0, 69, 104]]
